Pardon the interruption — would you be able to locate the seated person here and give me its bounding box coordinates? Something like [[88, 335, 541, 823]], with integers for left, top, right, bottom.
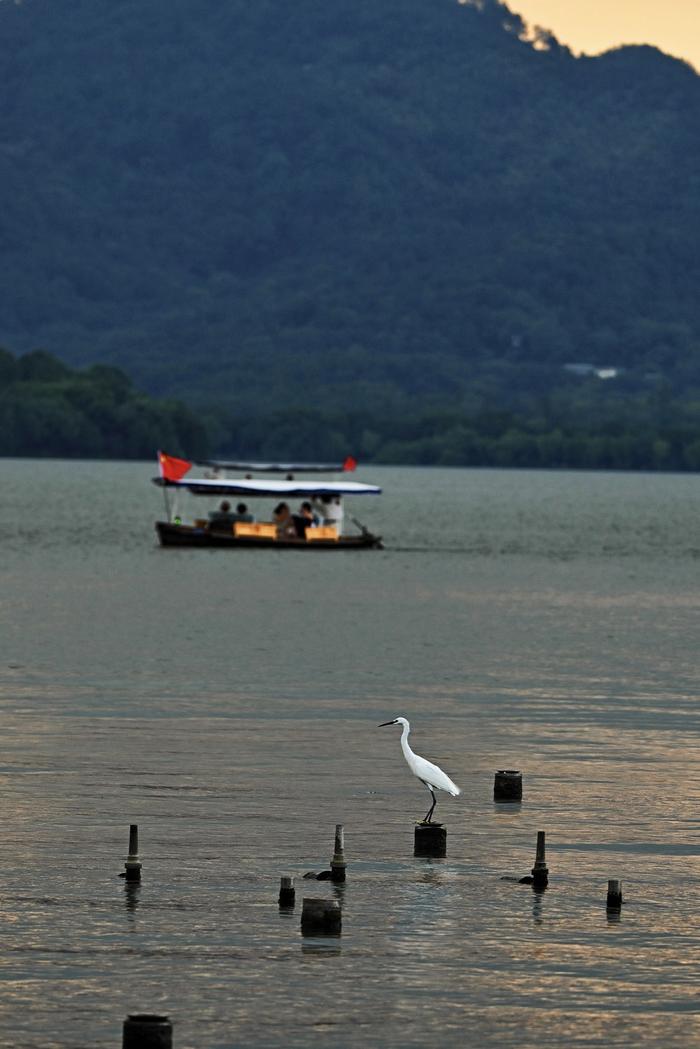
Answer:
[[290, 512, 309, 538], [298, 501, 319, 528], [273, 501, 297, 538], [310, 495, 327, 523], [231, 502, 255, 523], [208, 500, 237, 530]]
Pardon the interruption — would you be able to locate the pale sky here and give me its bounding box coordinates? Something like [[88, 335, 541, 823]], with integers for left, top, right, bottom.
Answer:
[[510, 0, 700, 71]]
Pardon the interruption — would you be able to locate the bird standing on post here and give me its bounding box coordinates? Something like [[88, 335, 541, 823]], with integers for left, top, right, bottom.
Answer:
[[379, 716, 461, 823]]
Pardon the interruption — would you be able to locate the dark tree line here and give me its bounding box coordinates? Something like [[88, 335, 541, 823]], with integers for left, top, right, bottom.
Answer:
[[0, 349, 208, 459], [4, 347, 700, 472], [213, 386, 700, 472]]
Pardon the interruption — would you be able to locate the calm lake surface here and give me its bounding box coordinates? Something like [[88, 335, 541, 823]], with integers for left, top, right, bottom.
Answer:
[[1, 460, 700, 1048]]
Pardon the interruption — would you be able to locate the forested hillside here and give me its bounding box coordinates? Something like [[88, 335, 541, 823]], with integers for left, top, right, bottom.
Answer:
[[1, 0, 699, 462]]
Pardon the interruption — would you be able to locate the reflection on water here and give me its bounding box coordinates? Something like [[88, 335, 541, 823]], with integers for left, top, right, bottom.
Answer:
[[415, 861, 446, 887], [300, 940, 342, 957], [1, 462, 700, 1047], [123, 882, 141, 920], [531, 888, 546, 926]]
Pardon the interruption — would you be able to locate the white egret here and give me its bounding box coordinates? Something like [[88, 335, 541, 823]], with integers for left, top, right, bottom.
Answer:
[[379, 716, 461, 823]]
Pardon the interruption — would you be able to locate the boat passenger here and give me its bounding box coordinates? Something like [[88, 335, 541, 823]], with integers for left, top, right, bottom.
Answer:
[[314, 494, 344, 532], [329, 496, 344, 532], [310, 495, 327, 524], [273, 502, 297, 538], [208, 500, 237, 531], [299, 501, 319, 527], [232, 502, 255, 523]]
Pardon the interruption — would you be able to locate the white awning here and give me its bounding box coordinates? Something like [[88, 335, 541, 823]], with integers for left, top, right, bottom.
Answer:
[[153, 477, 381, 497]]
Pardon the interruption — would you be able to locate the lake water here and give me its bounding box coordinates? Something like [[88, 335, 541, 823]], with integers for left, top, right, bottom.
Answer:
[[1, 460, 700, 1048]]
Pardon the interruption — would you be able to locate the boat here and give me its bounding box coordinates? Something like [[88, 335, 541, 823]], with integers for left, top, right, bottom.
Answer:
[[153, 451, 383, 550]]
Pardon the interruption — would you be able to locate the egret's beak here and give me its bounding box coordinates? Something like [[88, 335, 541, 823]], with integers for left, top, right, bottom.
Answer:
[[378, 720, 396, 727]]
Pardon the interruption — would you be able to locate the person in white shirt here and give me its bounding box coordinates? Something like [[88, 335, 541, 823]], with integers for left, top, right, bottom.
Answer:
[[317, 495, 344, 534]]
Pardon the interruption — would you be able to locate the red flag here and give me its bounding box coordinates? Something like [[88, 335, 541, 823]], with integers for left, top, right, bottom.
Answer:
[[158, 450, 192, 481], [343, 455, 358, 472]]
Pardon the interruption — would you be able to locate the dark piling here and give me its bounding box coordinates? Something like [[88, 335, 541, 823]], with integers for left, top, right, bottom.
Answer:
[[279, 876, 295, 908], [531, 830, 548, 888], [606, 879, 623, 910], [414, 822, 447, 858], [330, 824, 347, 883], [301, 898, 342, 936], [122, 1014, 172, 1049], [494, 770, 523, 802], [124, 824, 142, 882]]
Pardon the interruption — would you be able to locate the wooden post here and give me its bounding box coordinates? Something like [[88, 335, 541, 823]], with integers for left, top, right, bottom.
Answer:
[[531, 830, 548, 888], [414, 823, 447, 857], [301, 898, 342, 935], [606, 879, 622, 910], [330, 824, 347, 883], [122, 1014, 172, 1049], [124, 824, 142, 882], [279, 876, 295, 908], [494, 769, 522, 801]]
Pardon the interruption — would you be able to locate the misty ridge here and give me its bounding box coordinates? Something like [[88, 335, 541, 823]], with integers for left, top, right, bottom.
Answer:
[[1, 0, 699, 466]]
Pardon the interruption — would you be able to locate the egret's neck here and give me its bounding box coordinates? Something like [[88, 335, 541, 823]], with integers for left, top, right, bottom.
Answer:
[[399, 721, 413, 761]]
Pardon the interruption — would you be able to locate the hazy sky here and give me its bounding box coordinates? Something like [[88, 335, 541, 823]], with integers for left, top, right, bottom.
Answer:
[[511, 0, 700, 71]]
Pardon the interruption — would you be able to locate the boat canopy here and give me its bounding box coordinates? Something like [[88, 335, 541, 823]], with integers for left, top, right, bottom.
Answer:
[[153, 477, 381, 497], [196, 459, 350, 473]]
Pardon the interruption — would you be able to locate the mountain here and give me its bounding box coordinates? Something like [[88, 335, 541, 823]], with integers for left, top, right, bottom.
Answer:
[[1, 0, 699, 427]]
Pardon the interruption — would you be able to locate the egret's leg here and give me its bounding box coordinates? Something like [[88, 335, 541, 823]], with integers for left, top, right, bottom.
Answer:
[[423, 788, 437, 824]]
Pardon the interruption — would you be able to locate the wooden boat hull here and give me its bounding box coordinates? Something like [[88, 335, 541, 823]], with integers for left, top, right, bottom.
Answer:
[[156, 521, 383, 549]]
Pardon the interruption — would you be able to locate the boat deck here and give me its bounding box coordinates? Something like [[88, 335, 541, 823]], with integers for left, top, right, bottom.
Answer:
[[156, 521, 383, 550]]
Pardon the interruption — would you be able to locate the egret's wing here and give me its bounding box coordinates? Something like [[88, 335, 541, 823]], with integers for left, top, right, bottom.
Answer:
[[412, 754, 461, 796]]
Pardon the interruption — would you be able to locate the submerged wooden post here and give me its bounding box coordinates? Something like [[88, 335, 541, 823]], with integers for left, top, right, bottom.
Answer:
[[279, 876, 295, 908], [606, 879, 623, 910], [122, 1014, 172, 1049], [494, 770, 522, 802], [531, 830, 548, 888], [330, 824, 347, 883], [414, 823, 447, 858], [124, 824, 142, 882], [301, 898, 342, 936]]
